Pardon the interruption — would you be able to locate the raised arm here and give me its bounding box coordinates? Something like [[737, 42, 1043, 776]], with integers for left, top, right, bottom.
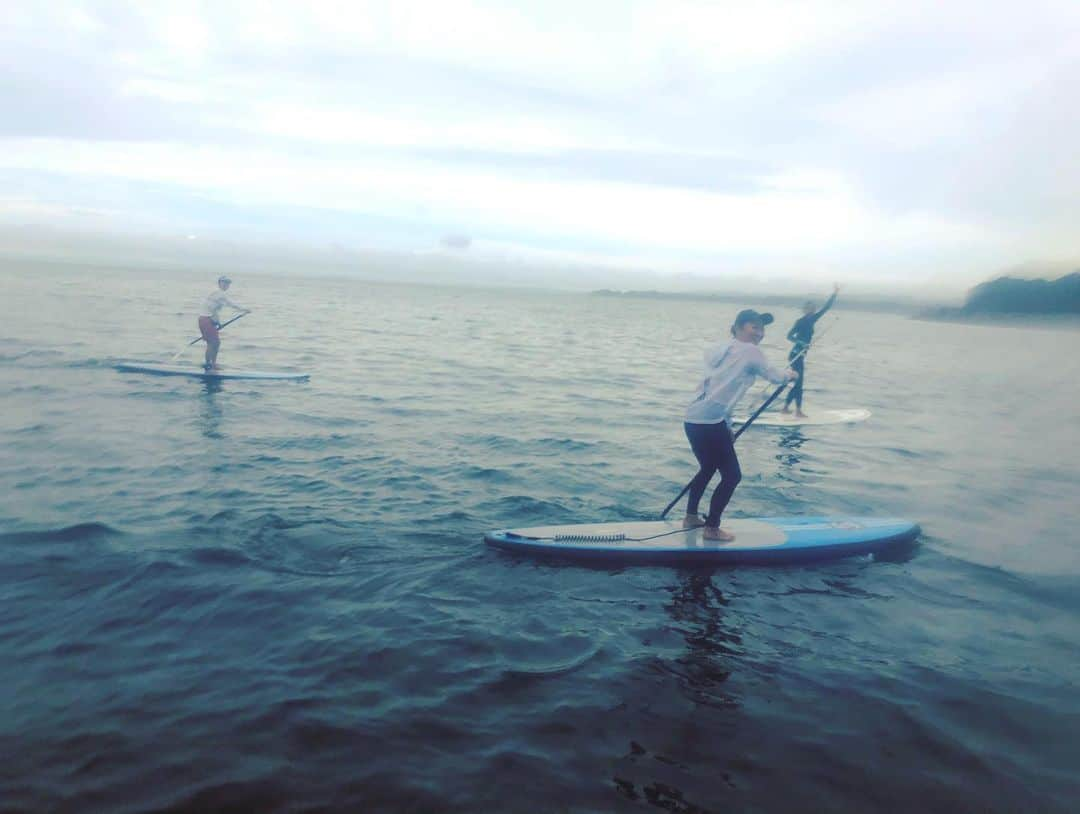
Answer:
[[812, 284, 839, 323]]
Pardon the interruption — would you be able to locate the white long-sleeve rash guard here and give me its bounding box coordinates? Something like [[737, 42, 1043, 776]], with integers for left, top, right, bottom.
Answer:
[[685, 339, 788, 425], [201, 290, 244, 323]]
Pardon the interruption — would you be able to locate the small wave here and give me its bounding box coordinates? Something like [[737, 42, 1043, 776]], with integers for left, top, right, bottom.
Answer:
[[0, 521, 120, 544], [7, 383, 58, 396], [143, 777, 297, 813], [497, 645, 601, 682], [268, 433, 353, 451], [383, 405, 441, 418], [469, 434, 599, 454], [428, 509, 475, 522], [65, 358, 112, 369], [12, 423, 48, 435], [601, 503, 669, 521], [535, 436, 597, 452], [819, 579, 889, 599], [185, 546, 254, 567], [459, 465, 514, 483], [924, 548, 1080, 611], [870, 537, 921, 564], [241, 512, 323, 534], [882, 446, 932, 460], [231, 513, 376, 577], [295, 414, 356, 428], [194, 508, 240, 526], [480, 495, 572, 518], [52, 640, 97, 657], [0, 348, 64, 363]]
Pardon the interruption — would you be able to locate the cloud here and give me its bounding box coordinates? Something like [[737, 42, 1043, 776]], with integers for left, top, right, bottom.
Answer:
[[440, 234, 471, 250], [2, 1, 1079, 284]]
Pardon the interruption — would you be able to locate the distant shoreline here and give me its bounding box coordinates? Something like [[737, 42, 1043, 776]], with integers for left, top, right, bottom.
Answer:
[[592, 271, 1080, 326], [913, 308, 1080, 327], [589, 289, 923, 315]]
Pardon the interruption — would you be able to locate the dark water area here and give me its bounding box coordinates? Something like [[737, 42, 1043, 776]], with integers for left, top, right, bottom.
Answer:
[[2, 260, 1078, 813]]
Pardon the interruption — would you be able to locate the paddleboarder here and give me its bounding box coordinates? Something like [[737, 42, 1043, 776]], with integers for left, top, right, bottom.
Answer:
[[199, 276, 250, 371], [683, 309, 795, 541], [782, 283, 839, 418]]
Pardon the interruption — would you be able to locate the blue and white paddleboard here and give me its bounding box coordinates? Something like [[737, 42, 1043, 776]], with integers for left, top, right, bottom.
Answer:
[[485, 516, 919, 564], [116, 363, 309, 381], [734, 408, 871, 427]]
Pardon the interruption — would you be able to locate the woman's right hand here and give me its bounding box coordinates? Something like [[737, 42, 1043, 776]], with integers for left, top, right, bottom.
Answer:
[[785, 368, 798, 381]]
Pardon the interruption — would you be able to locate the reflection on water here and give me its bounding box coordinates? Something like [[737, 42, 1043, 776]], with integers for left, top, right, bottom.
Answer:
[[775, 427, 807, 468], [199, 379, 224, 438], [662, 572, 740, 710]]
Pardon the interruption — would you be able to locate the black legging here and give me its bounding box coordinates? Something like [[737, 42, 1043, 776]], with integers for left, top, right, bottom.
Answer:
[[784, 353, 806, 409], [683, 421, 742, 526]]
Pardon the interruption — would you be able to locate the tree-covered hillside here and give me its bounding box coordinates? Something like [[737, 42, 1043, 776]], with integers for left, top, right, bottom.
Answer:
[[963, 272, 1080, 314]]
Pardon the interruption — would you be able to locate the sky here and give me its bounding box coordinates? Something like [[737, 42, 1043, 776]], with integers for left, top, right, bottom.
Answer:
[[2, 1, 1079, 291]]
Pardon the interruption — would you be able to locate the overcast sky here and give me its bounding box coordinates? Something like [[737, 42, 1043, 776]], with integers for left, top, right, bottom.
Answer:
[[3, 1, 1079, 287]]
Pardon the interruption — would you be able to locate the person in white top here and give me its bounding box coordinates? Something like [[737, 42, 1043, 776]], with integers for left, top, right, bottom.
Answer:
[[198, 276, 250, 371], [683, 309, 795, 541]]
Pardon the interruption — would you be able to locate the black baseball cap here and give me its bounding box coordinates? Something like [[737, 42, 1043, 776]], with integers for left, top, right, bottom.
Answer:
[[733, 308, 774, 327]]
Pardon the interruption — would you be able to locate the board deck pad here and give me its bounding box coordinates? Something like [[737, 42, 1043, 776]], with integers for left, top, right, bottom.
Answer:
[[116, 363, 309, 381], [485, 516, 919, 564], [734, 408, 871, 427]]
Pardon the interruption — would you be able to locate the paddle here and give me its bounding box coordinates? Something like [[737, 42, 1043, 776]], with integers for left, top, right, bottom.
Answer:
[[169, 312, 248, 361], [659, 318, 836, 520]]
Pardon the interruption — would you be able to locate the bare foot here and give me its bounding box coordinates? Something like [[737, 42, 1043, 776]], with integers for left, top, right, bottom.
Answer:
[[795, 411, 807, 419], [702, 526, 736, 542], [682, 514, 704, 529], [780, 407, 791, 414]]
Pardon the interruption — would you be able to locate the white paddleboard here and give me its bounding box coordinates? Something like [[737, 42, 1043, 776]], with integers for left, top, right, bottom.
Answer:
[[485, 516, 919, 564], [734, 408, 871, 427], [116, 363, 309, 381]]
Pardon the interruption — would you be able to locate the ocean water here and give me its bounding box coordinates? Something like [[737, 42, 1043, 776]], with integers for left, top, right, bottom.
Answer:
[[1, 260, 1078, 813]]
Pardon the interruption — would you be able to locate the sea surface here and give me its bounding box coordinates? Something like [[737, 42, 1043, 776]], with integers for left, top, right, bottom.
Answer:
[[2, 260, 1078, 813]]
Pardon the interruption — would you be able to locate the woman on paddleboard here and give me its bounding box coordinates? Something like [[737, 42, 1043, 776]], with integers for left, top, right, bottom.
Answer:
[[684, 309, 795, 542], [781, 283, 838, 418], [199, 276, 250, 371]]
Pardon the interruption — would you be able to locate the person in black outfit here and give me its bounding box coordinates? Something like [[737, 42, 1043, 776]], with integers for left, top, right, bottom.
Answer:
[[782, 283, 839, 417]]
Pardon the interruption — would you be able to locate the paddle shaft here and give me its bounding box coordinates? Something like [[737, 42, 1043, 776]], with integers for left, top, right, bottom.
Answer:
[[660, 379, 793, 520], [170, 312, 248, 360], [187, 311, 247, 346]]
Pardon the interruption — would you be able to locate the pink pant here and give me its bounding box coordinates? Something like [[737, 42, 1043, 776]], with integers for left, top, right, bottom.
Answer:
[[198, 316, 219, 342]]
